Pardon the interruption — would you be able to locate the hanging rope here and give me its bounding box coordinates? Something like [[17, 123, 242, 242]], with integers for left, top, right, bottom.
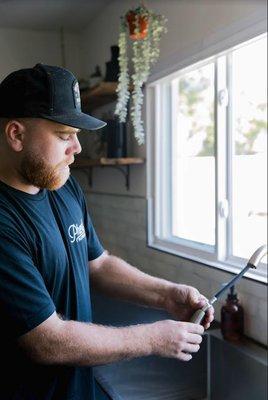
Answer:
[[140, 0, 147, 9]]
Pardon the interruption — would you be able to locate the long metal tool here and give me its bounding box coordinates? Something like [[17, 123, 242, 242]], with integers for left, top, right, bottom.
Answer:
[[190, 245, 267, 324]]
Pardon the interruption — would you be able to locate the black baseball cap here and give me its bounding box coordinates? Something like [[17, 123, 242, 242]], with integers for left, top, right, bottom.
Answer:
[[0, 63, 106, 131]]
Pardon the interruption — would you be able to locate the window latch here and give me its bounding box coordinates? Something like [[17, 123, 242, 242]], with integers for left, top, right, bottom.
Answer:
[[219, 199, 229, 219], [218, 88, 229, 107]]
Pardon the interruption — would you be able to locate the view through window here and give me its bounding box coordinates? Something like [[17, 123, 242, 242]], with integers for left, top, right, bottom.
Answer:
[[172, 62, 215, 246], [231, 37, 267, 262]]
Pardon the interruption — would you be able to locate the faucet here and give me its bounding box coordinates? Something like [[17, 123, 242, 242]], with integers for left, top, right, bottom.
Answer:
[[247, 244, 267, 268], [190, 244, 267, 324]]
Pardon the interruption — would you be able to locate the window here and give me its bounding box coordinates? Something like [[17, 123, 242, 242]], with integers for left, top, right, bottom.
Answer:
[[147, 33, 267, 282]]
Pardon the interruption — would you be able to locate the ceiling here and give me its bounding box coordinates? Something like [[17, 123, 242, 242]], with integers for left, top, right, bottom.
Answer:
[[0, 0, 114, 32]]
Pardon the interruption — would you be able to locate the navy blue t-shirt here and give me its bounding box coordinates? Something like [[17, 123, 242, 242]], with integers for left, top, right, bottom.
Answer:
[[0, 176, 104, 400]]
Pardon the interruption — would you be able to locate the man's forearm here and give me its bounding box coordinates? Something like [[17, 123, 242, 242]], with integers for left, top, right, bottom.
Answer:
[[90, 254, 173, 309], [19, 313, 154, 367]]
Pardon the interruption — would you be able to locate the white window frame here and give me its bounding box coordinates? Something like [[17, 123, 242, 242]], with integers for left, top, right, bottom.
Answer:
[[146, 15, 267, 283]]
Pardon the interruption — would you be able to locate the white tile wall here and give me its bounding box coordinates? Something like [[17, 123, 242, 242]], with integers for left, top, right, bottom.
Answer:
[[86, 191, 267, 346]]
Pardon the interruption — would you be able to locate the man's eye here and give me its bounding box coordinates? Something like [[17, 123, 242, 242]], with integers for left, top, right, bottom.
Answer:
[[59, 136, 71, 142]]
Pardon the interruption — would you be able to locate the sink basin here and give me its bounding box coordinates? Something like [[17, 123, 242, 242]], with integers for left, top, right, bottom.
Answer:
[[92, 292, 267, 400], [207, 331, 267, 400]]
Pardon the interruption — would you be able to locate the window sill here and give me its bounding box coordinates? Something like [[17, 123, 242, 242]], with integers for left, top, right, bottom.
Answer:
[[147, 240, 267, 285]]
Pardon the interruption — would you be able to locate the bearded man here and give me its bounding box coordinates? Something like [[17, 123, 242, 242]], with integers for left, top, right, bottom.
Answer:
[[0, 64, 213, 400]]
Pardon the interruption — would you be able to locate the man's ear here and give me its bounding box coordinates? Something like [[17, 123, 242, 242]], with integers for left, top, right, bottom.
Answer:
[[5, 120, 26, 152]]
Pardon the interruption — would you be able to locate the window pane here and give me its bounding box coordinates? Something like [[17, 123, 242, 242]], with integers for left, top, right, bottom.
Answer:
[[231, 36, 267, 261], [172, 63, 215, 245]]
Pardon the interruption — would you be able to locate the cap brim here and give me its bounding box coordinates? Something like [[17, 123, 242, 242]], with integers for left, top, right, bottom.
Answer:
[[39, 111, 107, 131]]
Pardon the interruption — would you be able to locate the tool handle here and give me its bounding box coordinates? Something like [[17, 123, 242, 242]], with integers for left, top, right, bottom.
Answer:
[[190, 309, 206, 324], [190, 302, 213, 324]]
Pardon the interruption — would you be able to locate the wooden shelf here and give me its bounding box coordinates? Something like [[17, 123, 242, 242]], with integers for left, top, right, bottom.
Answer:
[[80, 81, 134, 112], [81, 82, 118, 112], [72, 157, 144, 168], [71, 157, 145, 190]]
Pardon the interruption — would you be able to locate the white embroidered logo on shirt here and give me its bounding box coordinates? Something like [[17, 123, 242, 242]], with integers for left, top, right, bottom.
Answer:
[[68, 220, 86, 243]]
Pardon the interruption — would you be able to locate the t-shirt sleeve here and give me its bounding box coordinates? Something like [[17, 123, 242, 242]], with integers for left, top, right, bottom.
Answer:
[[84, 210, 105, 261], [0, 229, 56, 339]]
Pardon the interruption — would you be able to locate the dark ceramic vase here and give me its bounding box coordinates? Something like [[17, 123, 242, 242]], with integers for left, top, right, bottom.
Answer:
[[104, 45, 120, 82], [105, 119, 127, 158]]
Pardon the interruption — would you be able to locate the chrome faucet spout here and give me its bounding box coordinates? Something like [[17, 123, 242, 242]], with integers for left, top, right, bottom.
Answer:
[[248, 245, 267, 268]]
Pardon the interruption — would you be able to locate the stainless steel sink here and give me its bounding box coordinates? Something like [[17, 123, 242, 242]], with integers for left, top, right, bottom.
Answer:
[[92, 293, 267, 400], [206, 330, 267, 400]]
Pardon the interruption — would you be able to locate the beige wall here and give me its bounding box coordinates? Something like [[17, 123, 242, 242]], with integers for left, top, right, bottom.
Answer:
[[0, 28, 83, 80]]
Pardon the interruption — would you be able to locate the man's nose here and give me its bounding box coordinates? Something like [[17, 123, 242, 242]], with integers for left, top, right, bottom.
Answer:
[[66, 134, 82, 155], [74, 135, 82, 155]]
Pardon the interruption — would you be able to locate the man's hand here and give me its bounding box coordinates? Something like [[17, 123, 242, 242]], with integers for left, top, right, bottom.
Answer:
[[149, 319, 204, 361], [163, 284, 214, 329]]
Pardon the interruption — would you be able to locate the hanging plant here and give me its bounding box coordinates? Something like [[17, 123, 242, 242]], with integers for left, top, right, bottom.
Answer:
[[114, 4, 167, 145]]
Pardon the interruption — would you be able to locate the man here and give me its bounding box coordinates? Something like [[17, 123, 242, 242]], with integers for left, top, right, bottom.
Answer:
[[0, 64, 214, 400]]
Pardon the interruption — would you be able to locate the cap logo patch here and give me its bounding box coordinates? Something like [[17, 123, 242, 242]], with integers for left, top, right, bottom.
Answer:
[[73, 81, 81, 109]]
